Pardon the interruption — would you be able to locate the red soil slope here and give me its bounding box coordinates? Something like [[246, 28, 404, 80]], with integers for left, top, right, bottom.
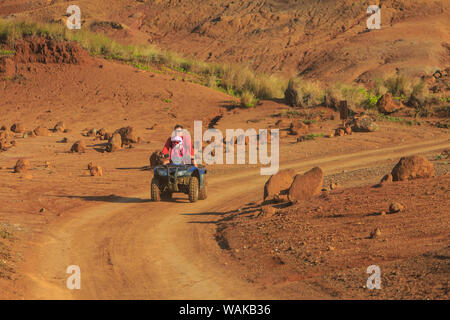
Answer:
[[3, 0, 449, 82]]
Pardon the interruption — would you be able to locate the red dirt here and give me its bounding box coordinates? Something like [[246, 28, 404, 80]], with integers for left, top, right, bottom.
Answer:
[[0, 2, 448, 299], [14, 37, 91, 65], [217, 175, 450, 299], [4, 0, 449, 82]]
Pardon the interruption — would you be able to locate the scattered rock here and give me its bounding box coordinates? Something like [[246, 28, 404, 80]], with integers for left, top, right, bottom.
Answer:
[[104, 132, 112, 141], [14, 159, 30, 173], [264, 168, 296, 201], [330, 182, 338, 190], [391, 155, 434, 181], [353, 115, 378, 132], [87, 162, 94, 170], [260, 206, 277, 217], [34, 126, 51, 137], [289, 121, 309, 135], [98, 128, 107, 137], [106, 133, 122, 152], [344, 126, 352, 135], [90, 165, 103, 176], [273, 194, 289, 203], [0, 130, 11, 150], [335, 128, 345, 137], [370, 227, 381, 239], [86, 128, 97, 137], [11, 123, 26, 133], [389, 202, 405, 213], [377, 93, 404, 114], [114, 126, 138, 145], [380, 174, 393, 184], [380, 211, 387, 216], [53, 121, 66, 133], [288, 167, 324, 202], [71, 140, 87, 153], [23, 131, 36, 139]]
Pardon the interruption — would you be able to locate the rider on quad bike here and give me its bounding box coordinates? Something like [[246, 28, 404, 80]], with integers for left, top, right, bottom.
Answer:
[[161, 124, 195, 165], [151, 124, 206, 202]]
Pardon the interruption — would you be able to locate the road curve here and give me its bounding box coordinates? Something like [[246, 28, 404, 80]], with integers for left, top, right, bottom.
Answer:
[[24, 138, 450, 299]]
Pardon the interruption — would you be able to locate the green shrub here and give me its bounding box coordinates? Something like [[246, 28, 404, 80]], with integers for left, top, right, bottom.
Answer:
[[240, 90, 258, 108]]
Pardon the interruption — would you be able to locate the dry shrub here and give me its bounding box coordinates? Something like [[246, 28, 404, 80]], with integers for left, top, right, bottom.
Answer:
[[285, 78, 324, 108], [240, 90, 258, 108]]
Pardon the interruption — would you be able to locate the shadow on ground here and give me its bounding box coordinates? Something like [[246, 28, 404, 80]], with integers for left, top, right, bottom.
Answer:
[[57, 194, 150, 203]]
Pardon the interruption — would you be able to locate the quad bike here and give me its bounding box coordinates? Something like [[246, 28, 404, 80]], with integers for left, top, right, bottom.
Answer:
[[151, 164, 207, 202]]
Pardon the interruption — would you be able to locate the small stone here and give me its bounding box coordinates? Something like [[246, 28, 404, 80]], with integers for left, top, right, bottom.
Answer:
[[389, 202, 404, 213], [370, 227, 381, 239], [89, 165, 103, 177], [39, 208, 46, 213]]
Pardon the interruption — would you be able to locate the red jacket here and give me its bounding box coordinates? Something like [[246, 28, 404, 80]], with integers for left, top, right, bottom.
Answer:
[[162, 135, 194, 160]]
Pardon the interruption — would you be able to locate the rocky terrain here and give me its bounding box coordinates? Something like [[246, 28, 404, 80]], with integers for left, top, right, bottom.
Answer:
[[0, 0, 448, 300]]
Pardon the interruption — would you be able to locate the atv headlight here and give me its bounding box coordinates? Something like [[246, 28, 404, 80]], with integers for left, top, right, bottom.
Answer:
[[176, 170, 188, 176], [157, 168, 167, 176]]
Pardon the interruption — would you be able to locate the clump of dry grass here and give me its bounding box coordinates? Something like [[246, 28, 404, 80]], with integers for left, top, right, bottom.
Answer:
[[240, 90, 258, 108], [325, 83, 367, 109], [284, 78, 325, 108], [0, 19, 286, 102]]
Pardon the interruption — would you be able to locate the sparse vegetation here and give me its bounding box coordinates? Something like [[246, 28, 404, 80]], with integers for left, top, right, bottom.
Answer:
[[325, 83, 367, 109], [0, 49, 15, 56], [302, 133, 324, 140], [0, 19, 447, 118], [240, 90, 258, 108], [0, 19, 286, 102], [285, 78, 324, 108], [377, 114, 419, 126], [0, 229, 13, 240]]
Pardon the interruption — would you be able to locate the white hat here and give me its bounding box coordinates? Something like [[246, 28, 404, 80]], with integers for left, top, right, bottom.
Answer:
[[171, 136, 183, 143]]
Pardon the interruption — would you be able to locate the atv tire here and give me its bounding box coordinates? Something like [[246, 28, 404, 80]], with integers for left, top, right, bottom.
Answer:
[[188, 176, 199, 203], [199, 176, 207, 200], [151, 178, 161, 202], [161, 191, 173, 201]]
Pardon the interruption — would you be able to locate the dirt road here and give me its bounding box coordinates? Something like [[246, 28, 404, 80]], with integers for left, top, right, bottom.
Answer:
[[22, 138, 449, 299]]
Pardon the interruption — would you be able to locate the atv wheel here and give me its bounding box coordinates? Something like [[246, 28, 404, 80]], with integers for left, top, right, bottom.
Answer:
[[161, 191, 173, 201], [151, 178, 161, 202], [199, 176, 207, 200], [188, 176, 199, 203]]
